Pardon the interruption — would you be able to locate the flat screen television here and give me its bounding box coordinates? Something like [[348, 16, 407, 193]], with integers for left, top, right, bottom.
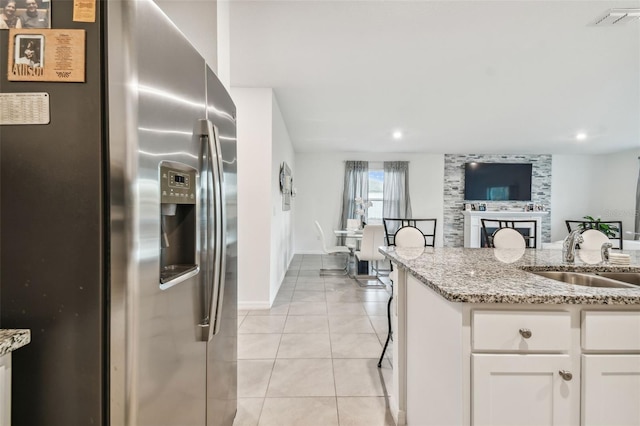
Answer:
[[464, 162, 532, 201]]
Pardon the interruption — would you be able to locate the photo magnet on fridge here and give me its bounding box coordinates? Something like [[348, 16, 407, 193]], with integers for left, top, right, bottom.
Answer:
[[8, 28, 86, 82]]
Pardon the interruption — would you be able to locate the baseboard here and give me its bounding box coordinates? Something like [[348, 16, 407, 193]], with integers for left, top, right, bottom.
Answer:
[[238, 301, 271, 311]]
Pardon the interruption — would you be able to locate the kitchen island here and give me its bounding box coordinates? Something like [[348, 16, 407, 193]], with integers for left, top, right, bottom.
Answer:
[[0, 330, 30, 426], [379, 247, 640, 426]]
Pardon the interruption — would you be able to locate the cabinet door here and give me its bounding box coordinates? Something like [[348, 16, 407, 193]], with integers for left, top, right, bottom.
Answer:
[[473, 354, 576, 426], [582, 355, 640, 426]]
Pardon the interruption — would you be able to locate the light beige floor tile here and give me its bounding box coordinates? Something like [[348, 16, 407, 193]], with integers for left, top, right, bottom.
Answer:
[[238, 360, 274, 397], [267, 359, 335, 397], [327, 302, 367, 316], [369, 316, 389, 336], [333, 359, 392, 396], [233, 398, 264, 426], [295, 275, 325, 284], [238, 334, 282, 359], [363, 301, 387, 316], [292, 290, 326, 303], [287, 301, 327, 316], [329, 316, 375, 334], [258, 397, 338, 426], [294, 282, 326, 291], [325, 289, 362, 303], [330, 333, 382, 358], [336, 397, 394, 426], [298, 270, 322, 277], [283, 315, 329, 333], [277, 333, 332, 358], [247, 303, 289, 316], [238, 309, 251, 316], [279, 281, 296, 290], [238, 316, 287, 334], [299, 264, 322, 270], [324, 276, 355, 284], [359, 290, 391, 302], [238, 314, 248, 330]]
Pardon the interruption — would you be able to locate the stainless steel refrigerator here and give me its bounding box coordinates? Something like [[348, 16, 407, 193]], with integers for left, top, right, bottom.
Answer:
[[0, 1, 237, 425]]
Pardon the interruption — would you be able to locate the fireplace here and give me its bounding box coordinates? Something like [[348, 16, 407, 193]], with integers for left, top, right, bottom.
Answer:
[[463, 210, 548, 248], [481, 227, 532, 248]]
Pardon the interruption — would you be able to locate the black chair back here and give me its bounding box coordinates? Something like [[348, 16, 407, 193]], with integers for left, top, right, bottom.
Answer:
[[565, 220, 623, 249], [481, 218, 538, 248], [383, 218, 437, 247]]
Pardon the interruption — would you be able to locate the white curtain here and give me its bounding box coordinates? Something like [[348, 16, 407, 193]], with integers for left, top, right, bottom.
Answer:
[[339, 161, 369, 233], [382, 161, 412, 220]]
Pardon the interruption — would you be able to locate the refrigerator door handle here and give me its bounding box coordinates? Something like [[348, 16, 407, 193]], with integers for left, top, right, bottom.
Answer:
[[197, 120, 215, 341], [196, 119, 226, 342], [210, 121, 227, 336]]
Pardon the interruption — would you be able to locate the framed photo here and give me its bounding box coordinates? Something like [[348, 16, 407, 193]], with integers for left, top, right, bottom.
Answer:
[[8, 29, 86, 82], [14, 33, 44, 67], [0, 0, 51, 30]]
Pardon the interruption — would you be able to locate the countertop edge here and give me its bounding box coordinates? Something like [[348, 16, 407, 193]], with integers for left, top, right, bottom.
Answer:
[[382, 247, 640, 305], [0, 329, 31, 357]]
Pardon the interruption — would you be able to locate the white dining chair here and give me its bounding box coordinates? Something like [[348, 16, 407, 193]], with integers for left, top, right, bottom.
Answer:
[[354, 224, 387, 287], [346, 218, 361, 231], [314, 220, 351, 275], [580, 229, 610, 250], [492, 228, 526, 249]]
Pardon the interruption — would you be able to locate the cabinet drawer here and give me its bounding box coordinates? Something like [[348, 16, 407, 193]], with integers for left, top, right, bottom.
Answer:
[[473, 310, 571, 352], [582, 311, 640, 351]]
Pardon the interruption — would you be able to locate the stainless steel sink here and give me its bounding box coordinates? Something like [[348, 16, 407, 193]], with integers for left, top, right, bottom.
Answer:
[[530, 271, 636, 288], [594, 272, 640, 286]]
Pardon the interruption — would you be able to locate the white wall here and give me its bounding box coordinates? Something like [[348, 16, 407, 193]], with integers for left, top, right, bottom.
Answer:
[[550, 150, 640, 242], [216, 0, 231, 88], [154, 0, 218, 69], [232, 88, 273, 309], [590, 148, 640, 239], [294, 153, 445, 253], [550, 155, 598, 241], [232, 88, 295, 308], [270, 96, 295, 303]]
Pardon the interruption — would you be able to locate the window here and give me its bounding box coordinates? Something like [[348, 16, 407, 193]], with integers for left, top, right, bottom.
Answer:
[[366, 163, 384, 224]]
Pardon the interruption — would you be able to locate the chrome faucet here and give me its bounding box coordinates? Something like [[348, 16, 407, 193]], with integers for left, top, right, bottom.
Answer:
[[562, 229, 584, 263], [601, 242, 613, 263]]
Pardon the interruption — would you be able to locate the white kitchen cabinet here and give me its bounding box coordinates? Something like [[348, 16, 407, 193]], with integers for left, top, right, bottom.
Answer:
[[581, 311, 640, 426], [473, 354, 575, 426], [394, 273, 640, 426], [582, 355, 640, 426], [471, 309, 577, 425]]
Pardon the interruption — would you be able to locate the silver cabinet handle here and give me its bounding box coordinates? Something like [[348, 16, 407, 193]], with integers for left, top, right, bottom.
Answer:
[[559, 370, 573, 381], [519, 328, 532, 339]]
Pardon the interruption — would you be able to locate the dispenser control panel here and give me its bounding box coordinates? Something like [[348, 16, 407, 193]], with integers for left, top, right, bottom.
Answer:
[[160, 165, 196, 204]]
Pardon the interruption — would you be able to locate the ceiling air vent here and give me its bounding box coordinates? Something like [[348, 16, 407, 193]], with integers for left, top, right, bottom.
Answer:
[[592, 9, 640, 25]]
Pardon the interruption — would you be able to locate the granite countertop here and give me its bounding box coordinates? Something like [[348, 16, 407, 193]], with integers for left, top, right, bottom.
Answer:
[[380, 247, 640, 305], [0, 330, 31, 356]]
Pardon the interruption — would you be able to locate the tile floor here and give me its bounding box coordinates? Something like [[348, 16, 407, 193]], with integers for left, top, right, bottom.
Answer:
[[233, 254, 395, 426]]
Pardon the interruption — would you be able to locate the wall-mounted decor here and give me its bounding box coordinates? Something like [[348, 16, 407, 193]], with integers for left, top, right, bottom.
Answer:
[[279, 162, 292, 211]]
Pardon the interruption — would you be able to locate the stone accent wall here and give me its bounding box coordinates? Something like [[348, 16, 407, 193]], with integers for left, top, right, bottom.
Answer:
[[443, 154, 552, 247]]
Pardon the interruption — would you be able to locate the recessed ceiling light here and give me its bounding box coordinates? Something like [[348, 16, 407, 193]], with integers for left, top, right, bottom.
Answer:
[[576, 132, 587, 141], [392, 131, 403, 140]]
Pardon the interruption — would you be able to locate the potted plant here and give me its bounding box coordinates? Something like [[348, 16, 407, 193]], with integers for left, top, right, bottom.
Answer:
[[578, 215, 619, 238]]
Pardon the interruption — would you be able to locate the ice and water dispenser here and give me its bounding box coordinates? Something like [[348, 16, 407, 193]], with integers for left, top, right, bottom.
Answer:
[[159, 162, 198, 287]]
